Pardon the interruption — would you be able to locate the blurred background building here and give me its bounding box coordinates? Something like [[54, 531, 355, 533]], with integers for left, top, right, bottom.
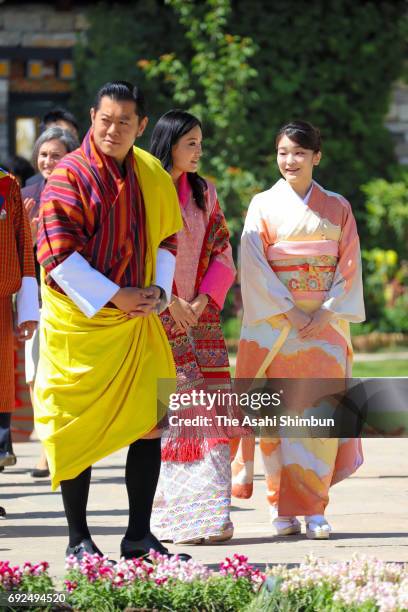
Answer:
[[0, 0, 407, 165], [0, 1, 87, 158]]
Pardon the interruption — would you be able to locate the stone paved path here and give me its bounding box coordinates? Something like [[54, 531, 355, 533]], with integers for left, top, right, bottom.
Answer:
[[1, 439, 407, 581]]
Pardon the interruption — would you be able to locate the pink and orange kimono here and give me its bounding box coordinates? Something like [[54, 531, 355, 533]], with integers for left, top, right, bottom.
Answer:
[[152, 173, 236, 543], [232, 178, 365, 518]]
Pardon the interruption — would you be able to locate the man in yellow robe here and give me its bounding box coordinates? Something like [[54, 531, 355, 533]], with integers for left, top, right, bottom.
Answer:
[[35, 81, 187, 561]]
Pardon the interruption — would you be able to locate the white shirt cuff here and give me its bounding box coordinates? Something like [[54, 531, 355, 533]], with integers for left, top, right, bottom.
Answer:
[[155, 248, 176, 307], [17, 276, 40, 326], [50, 251, 119, 318]]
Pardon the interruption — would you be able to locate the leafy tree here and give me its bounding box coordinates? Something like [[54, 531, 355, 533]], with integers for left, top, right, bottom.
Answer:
[[71, 0, 187, 145], [362, 175, 408, 259], [72, 0, 407, 228], [359, 174, 408, 330], [229, 0, 408, 215], [139, 0, 260, 237], [71, 0, 408, 330]]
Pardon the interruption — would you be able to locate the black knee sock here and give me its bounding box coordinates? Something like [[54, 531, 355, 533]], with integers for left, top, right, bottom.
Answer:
[[0, 413, 12, 454], [125, 438, 161, 541], [61, 467, 92, 547]]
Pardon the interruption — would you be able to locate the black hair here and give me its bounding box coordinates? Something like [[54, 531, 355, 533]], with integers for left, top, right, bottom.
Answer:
[[150, 109, 206, 211], [276, 120, 321, 152], [2, 155, 35, 186], [94, 80, 147, 118], [40, 107, 79, 134]]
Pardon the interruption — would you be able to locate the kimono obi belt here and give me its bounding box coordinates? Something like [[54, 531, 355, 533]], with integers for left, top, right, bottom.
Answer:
[[266, 240, 339, 294], [266, 239, 339, 260]]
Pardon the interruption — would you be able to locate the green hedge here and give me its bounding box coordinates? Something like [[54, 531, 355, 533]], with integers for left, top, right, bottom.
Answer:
[[71, 0, 407, 332], [72, 0, 407, 226]]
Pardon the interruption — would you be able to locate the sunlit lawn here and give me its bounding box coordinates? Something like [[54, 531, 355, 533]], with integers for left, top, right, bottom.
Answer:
[[352, 359, 408, 377]]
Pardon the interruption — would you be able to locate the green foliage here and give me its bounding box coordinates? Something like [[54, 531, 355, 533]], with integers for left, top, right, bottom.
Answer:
[[71, 0, 408, 334], [18, 573, 54, 594], [140, 0, 261, 240], [71, 1, 187, 147], [248, 583, 377, 612], [360, 173, 408, 331], [362, 248, 397, 324], [362, 246, 408, 332], [230, 0, 408, 212], [362, 174, 408, 258], [66, 574, 255, 611], [159, 575, 255, 611], [72, 0, 407, 240], [383, 292, 408, 333], [222, 314, 242, 340], [3, 574, 55, 612]]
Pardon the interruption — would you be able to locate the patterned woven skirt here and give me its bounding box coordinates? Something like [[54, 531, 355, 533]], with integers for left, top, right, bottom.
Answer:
[[152, 442, 233, 543], [152, 303, 233, 542]]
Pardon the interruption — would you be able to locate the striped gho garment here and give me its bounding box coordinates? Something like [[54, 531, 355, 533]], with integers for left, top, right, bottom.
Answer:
[[0, 170, 36, 412], [0, 171, 35, 296], [37, 129, 176, 288]]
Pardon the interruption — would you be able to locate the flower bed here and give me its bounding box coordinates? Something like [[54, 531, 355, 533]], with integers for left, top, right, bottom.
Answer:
[[64, 551, 264, 611], [250, 555, 408, 612], [1, 553, 264, 611], [1, 554, 408, 611]]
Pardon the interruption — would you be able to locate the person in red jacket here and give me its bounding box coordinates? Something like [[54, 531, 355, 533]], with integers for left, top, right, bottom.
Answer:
[[0, 167, 39, 517]]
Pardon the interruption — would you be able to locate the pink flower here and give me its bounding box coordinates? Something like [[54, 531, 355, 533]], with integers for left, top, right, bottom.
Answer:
[[219, 554, 266, 584], [64, 579, 78, 593]]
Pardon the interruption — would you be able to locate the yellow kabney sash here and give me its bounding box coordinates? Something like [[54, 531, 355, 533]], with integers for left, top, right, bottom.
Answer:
[[34, 147, 182, 490]]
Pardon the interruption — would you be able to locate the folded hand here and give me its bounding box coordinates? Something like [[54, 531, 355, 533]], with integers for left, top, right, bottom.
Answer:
[[111, 287, 160, 317], [17, 320, 37, 341], [298, 308, 333, 340], [169, 296, 198, 335]]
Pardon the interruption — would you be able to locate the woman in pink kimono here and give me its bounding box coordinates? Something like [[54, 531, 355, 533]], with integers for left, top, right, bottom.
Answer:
[[150, 110, 236, 544], [232, 121, 365, 539]]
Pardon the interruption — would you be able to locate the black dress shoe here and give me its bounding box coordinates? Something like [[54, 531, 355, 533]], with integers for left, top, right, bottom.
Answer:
[[0, 506, 6, 518], [31, 468, 50, 478], [65, 538, 104, 562], [121, 532, 191, 562]]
